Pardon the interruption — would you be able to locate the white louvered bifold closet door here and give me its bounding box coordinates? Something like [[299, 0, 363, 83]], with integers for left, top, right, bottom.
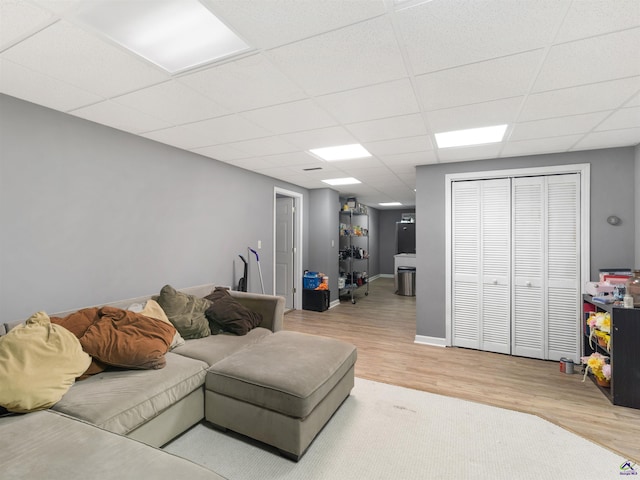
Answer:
[[511, 174, 580, 360], [452, 179, 511, 353], [512, 177, 545, 359], [546, 174, 580, 361]]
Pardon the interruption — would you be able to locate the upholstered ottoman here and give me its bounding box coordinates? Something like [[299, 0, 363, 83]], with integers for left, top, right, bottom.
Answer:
[[204, 331, 357, 460]]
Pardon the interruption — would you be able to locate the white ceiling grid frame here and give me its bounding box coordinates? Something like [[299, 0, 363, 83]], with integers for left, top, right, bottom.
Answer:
[[0, 0, 638, 208]]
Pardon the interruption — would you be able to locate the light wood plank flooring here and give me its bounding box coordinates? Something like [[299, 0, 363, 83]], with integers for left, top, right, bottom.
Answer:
[[284, 277, 640, 462]]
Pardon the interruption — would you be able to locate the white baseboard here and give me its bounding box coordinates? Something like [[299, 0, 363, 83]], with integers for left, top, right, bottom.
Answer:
[[414, 335, 447, 348], [329, 299, 341, 309], [367, 274, 381, 282], [378, 274, 394, 278]]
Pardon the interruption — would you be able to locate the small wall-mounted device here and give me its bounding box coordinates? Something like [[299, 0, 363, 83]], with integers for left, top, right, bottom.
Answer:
[[606, 215, 621, 226]]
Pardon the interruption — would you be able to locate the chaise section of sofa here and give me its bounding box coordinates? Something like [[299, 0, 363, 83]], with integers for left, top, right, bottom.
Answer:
[[0, 410, 226, 480]]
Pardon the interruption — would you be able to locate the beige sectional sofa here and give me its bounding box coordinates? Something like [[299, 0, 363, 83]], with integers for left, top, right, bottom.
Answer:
[[0, 284, 357, 476]]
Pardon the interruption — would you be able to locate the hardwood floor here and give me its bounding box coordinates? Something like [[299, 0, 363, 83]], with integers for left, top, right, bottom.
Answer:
[[284, 277, 640, 463]]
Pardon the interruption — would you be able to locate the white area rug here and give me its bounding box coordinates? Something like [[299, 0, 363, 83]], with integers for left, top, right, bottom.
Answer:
[[164, 378, 628, 480]]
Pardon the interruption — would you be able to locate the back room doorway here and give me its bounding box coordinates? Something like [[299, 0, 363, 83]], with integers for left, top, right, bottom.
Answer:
[[274, 187, 303, 311]]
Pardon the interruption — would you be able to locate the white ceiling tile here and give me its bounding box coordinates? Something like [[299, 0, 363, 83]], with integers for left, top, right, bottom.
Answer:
[[113, 81, 229, 125], [509, 112, 610, 142], [210, 0, 386, 50], [1, 21, 168, 98], [242, 99, 337, 135], [225, 136, 298, 157], [177, 54, 306, 112], [396, 0, 570, 74], [281, 127, 359, 150], [143, 114, 270, 149], [396, 173, 417, 186], [596, 107, 640, 131], [142, 124, 213, 150], [227, 157, 277, 170], [555, 0, 640, 43], [437, 143, 503, 163], [263, 152, 319, 167], [501, 135, 583, 158], [70, 100, 171, 134], [387, 163, 420, 174], [326, 157, 387, 172], [518, 77, 640, 122], [342, 166, 394, 180], [534, 28, 640, 92], [0, 58, 102, 111], [380, 151, 438, 166], [625, 93, 640, 107], [266, 16, 406, 96], [0, 0, 55, 50], [191, 144, 250, 162], [347, 114, 428, 143], [29, 0, 84, 15], [572, 127, 640, 150], [316, 79, 420, 124], [426, 97, 523, 133], [415, 50, 544, 111], [363, 135, 433, 156]]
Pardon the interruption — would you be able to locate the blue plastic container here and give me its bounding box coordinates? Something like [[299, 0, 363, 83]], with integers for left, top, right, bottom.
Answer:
[[304, 272, 321, 289]]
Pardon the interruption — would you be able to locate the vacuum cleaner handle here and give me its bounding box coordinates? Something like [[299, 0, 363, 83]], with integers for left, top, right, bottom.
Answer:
[[249, 248, 259, 261]]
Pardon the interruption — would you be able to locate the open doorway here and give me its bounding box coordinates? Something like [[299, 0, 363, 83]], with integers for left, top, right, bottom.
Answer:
[[274, 187, 303, 311]]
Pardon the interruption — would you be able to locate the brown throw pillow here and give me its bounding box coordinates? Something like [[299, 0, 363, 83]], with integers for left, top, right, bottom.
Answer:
[[204, 287, 263, 336]]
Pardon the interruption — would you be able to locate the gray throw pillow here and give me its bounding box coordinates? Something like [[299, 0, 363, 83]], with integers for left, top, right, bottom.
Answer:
[[157, 285, 211, 339]]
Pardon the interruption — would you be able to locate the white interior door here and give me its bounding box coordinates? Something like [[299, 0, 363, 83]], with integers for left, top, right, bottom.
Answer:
[[452, 179, 511, 354], [275, 196, 294, 310]]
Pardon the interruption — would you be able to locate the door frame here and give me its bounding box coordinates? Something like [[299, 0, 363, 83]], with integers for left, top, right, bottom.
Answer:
[[273, 187, 303, 310], [444, 163, 590, 347]]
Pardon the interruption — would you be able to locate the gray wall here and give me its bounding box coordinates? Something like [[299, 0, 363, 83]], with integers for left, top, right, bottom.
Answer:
[[367, 206, 380, 277], [415, 147, 637, 339], [308, 188, 339, 302], [379, 209, 416, 275], [0, 94, 309, 321]]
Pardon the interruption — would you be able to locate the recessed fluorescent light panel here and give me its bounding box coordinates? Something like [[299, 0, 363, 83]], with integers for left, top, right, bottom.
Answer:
[[309, 144, 372, 161], [72, 0, 251, 73], [435, 124, 508, 149], [379, 202, 403, 206], [322, 177, 362, 186]]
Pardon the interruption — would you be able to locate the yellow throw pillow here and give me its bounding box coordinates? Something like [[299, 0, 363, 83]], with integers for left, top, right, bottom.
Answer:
[[0, 312, 91, 413], [140, 300, 186, 349]]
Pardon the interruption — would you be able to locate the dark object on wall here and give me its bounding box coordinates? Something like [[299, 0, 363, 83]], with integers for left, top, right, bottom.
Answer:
[[237, 255, 248, 292], [396, 222, 416, 254], [303, 289, 330, 312]]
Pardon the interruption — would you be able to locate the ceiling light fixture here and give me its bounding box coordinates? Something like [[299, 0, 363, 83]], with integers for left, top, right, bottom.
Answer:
[[322, 177, 362, 186], [309, 144, 372, 161], [379, 202, 403, 206], [435, 124, 508, 149], [71, 0, 251, 73]]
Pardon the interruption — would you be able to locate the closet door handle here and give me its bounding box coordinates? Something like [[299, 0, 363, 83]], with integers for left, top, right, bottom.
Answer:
[[525, 281, 532, 287], [492, 279, 498, 285]]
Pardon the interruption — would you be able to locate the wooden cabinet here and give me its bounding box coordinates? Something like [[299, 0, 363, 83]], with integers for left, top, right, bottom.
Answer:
[[582, 295, 640, 409]]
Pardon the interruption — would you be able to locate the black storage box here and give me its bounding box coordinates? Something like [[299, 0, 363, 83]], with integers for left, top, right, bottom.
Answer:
[[303, 289, 330, 312]]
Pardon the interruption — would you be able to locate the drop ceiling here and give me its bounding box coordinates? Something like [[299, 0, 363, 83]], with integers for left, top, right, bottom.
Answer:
[[1, 0, 639, 208]]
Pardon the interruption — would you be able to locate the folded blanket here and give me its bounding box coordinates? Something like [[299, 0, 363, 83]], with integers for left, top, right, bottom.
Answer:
[[51, 307, 176, 374]]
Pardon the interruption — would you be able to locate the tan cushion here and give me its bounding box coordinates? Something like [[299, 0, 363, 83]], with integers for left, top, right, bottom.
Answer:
[[0, 312, 91, 413], [140, 300, 185, 350], [207, 331, 357, 418]]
